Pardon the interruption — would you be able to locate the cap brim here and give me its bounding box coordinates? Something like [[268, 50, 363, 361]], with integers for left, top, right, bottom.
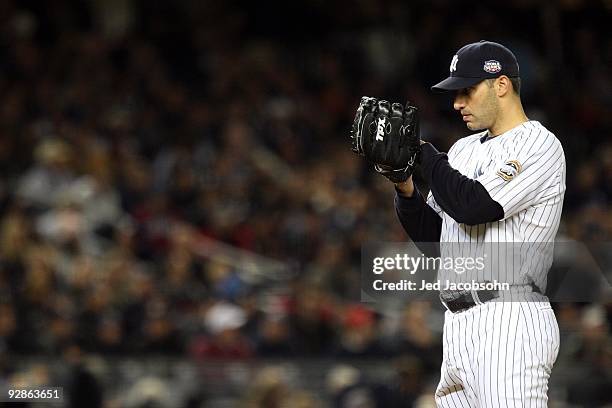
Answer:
[[431, 76, 483, 92]]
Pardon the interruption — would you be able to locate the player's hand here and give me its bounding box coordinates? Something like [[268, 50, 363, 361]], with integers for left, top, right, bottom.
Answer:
[[350, 97, 421, 182], [395, 176, 415, 197]]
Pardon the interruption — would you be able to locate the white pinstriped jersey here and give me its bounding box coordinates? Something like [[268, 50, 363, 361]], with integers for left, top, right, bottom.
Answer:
[[426, 120, 566, 292], [429, 120, 564, 407]]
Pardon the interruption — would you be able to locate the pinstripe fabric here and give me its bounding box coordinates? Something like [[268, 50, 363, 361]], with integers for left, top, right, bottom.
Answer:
[[428, 121, 566, 292], [435, 301, 560, 407], [428, 121, 565, 407]]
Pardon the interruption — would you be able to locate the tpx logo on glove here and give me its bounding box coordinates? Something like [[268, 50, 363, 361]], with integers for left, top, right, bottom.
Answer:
[[376, 117, 390, 141]]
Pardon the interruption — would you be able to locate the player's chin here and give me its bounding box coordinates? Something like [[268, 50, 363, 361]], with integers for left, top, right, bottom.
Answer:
[[466, 121, 484, 131]]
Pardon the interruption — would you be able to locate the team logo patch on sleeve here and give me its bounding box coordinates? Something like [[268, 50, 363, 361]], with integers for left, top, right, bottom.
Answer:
[[496, 160, 522, 181]]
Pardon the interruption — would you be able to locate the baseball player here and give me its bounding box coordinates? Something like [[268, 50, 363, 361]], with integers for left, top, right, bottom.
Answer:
[[351, 41, 565, 406]]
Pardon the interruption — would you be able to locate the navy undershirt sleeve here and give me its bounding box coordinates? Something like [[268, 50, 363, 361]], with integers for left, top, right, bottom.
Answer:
[[419, 143, 504, 226], [395, 188, 442, 256]]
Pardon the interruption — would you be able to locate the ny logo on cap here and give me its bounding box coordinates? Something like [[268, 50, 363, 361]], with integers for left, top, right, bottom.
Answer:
[[450, 55, 459, 73]]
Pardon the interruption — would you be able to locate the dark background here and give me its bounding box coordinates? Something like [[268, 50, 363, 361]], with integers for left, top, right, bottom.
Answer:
[[0, 0, 610, 406]]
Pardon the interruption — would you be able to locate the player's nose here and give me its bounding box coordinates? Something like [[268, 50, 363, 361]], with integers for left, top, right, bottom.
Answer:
[[453, 94, 466, 111]]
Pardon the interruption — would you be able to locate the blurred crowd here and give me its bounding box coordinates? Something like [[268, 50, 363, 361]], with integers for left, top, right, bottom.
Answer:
[[0, 0, 611, 406]]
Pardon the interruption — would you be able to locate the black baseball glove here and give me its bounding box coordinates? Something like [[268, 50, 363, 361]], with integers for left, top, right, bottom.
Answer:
[[350, 96, 421, 183]]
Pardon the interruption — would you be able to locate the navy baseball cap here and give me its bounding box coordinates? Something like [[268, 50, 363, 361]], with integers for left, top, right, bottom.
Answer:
[[431, 40, 520, 92]]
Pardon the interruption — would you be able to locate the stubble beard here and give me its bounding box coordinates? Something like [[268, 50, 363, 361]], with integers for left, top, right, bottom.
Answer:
[[467, 90, 499, 132]]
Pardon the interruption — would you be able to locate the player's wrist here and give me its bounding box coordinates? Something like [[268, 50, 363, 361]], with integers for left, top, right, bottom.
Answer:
[[395, 177, 414, 197]]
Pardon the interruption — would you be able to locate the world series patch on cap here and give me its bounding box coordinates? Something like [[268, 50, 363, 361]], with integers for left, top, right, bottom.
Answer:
[[432, 40, 520, 92]]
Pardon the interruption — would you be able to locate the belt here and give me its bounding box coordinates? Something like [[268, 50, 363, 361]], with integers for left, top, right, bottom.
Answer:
[[441, 282, 542, 313], [441, 289, 499, 313]]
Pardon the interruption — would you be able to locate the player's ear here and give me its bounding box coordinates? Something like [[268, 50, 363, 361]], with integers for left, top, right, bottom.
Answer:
[[496, 76, 510, 97]]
